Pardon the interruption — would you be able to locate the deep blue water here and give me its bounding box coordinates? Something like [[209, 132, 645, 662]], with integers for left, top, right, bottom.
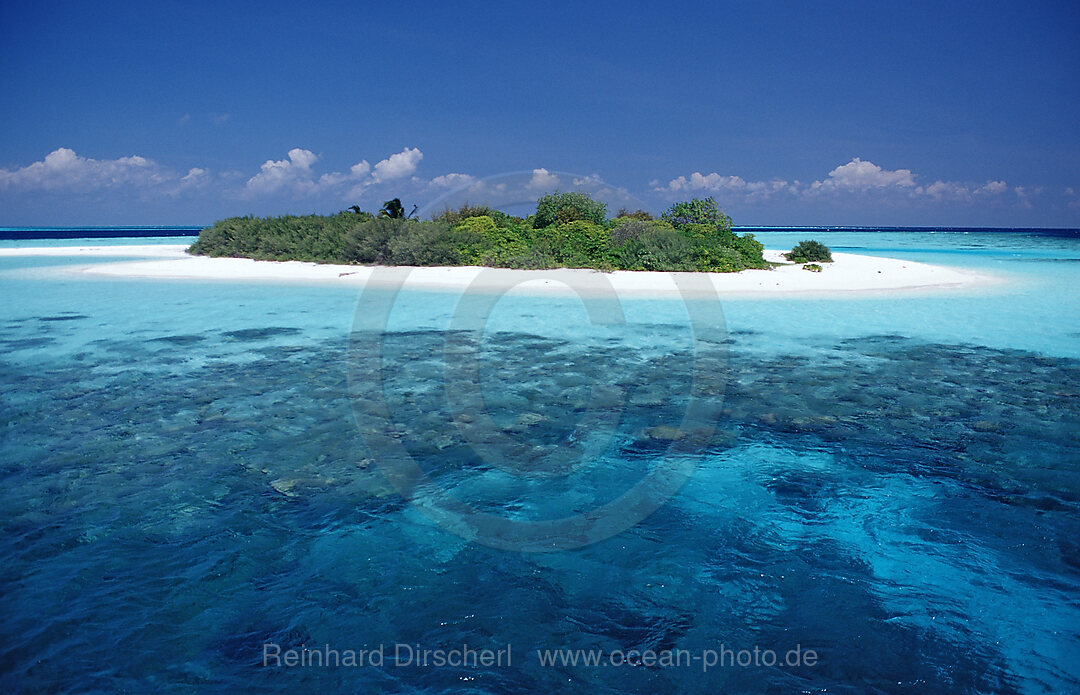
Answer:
[[0, 226, 204, 240], [1, 228, 1078, 693]]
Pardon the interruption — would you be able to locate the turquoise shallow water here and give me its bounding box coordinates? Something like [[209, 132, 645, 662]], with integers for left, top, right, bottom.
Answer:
[[1, 230, 1078, 693]]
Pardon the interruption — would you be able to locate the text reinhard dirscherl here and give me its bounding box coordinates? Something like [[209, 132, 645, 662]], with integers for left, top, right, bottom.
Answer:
[[262, 643, 819, 672]]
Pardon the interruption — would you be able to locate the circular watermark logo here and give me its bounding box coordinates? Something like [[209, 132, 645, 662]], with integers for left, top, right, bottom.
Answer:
[[346, 173, 729, 551]]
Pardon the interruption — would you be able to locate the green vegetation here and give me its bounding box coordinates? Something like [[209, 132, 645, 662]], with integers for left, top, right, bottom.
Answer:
[[189, 194, 769, 272], [533, 191, 608, 227], [784, 239, 833, 263], [189, 211, 363, 262], [661, 196, 732, 229], [432, 203, 512, 227], [378, 198, 417, 219], [614, 207, 654, 221], [803, 263, 823, 272]]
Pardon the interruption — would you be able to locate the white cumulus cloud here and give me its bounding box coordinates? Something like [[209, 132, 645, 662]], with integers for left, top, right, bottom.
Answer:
[[372, 147, 423, 182], [976, 180, 1007, 195], [657, 172, 786, 200], [429, 173, 476, 189], [920, 180, 970, 200], [179, 167, 210, 190], [1014, 185, 1035, 209], [0, 147, 169, 191], [318, 160, 371, 189], [527, 167, 560, 191], [572, 173, 603, 186], [243, 148, 398, 199], [246, 148, 320, 194], [654, 158, 1020, 209], [809, 157, 916, 193], [915, 179, 1007, 201]]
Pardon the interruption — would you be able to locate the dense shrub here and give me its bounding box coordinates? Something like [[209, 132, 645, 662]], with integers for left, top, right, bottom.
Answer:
[[785, 240, 833, 263], [660, 197, 733, 231], [433, 203, 512, 227], [189, 195, 769, 273], [189, 212, 360, 263], [454, 215, 498, 236], [609, 218, 674, 244], [546, 220, 611, 266], [344, 217, 404, 264], [452, 215, 529, 264], [614, 207, 654, 221], [534, 191, 608, 228], [677, 222, 716, 239], [339, 218, 476, 266], [610, 213, 767, 272], [610, 230, 697, 271], [385, 222, 465, 266], [495, 246, 559, 269], [731, 233, 767, 269]]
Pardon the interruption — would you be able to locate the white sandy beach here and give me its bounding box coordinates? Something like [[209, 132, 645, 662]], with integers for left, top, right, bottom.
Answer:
[[0, 244, 994, 296]]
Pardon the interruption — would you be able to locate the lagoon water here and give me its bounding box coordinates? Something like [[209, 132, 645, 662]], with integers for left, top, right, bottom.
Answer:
[[1, 229, 1078, 693]]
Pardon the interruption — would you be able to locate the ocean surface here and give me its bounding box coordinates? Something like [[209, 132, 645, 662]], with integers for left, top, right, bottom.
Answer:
[[1, 228, 1078, 693]]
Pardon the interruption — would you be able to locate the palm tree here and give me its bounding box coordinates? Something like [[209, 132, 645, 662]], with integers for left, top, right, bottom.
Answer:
[[379, 198, 405, 219], [378, 199, 419, 220]]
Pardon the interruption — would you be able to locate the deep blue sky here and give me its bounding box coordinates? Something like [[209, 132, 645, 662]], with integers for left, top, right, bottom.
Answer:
[[2, 0, 1078, 226]]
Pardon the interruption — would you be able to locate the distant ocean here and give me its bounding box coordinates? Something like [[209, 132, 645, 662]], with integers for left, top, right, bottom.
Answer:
[[0, 226, 204, 239], [3, 224, 1079, 239], [1, 227, 1078, 693]]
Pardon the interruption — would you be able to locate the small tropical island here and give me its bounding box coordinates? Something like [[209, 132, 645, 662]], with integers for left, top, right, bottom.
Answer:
[[7, 192, 986, 295], [189, 193, 781, 273]]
